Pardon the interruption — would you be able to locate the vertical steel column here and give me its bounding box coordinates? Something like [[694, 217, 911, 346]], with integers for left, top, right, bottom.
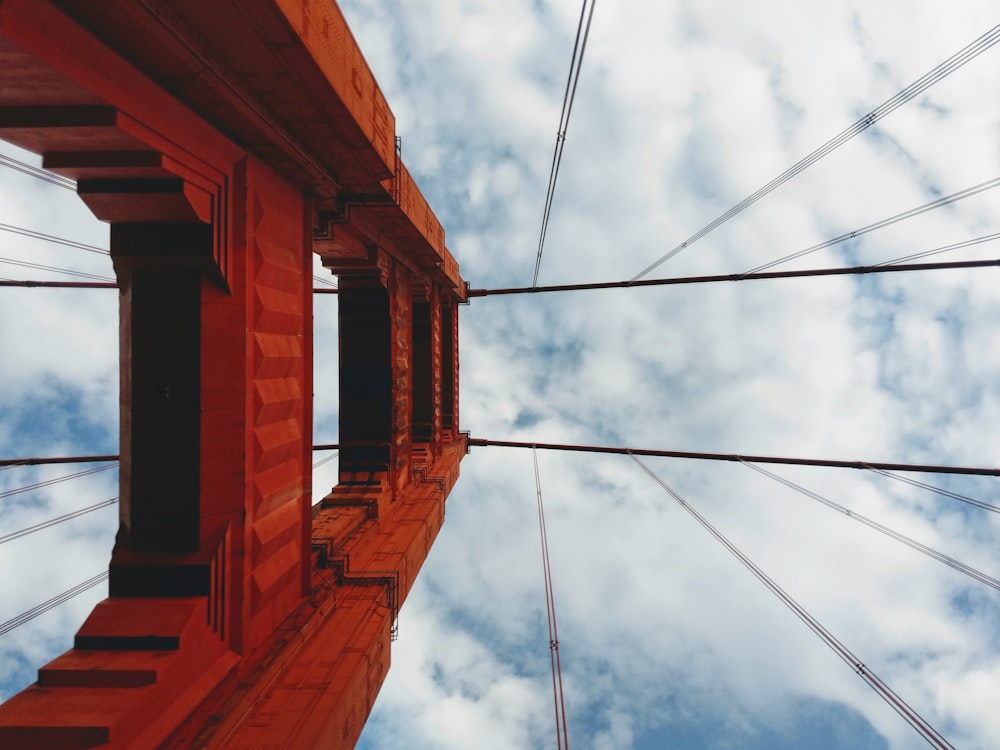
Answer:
[[112, 224, 210, 554], [440, 295, 460, 441], [338, 276, 393, 488]]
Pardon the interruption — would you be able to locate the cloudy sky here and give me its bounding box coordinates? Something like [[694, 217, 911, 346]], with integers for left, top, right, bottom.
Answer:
[[3, 0, 1000, 748]]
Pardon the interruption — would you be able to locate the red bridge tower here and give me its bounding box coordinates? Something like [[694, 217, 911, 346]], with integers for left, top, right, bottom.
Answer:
[[0, 1, 466, 747]]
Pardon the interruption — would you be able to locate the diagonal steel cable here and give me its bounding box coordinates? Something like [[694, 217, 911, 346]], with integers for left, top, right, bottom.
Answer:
[[532, 0, 597, 287], [631, 23, 1000, 280], [533, 448, 570, 749], [0, 464, 116, 501], [0, 572, 109, 637], [741, 461, 1000, 591], [631, 455, 955, 749], [743, 176, 1000, 274], [0, 498, 118, 545]]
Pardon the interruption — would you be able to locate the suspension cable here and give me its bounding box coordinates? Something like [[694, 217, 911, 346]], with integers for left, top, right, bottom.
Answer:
[[874, 232, 1000, 266], [741, 461, 1000, 591], [0, 447, 342, 467], [532, 0, 597, 287], [468, 439, 1000, 476], [0, 279, 341, 292], [0, 572, 109, 637], [0, 256, 114, 282], [312, 450, 339, 470], [630, 23, 1000, 281], [630, 455, 955, 749], [0, 455, 119, 468], [0, 453, 339, 628], [743, 176, 1000, 274], [0, 463, 116, 501], [0, 152, 76, 191], [0, 451, 339, 544], [0, 223, 108, 255], [863, 465, 1000, 514], [0, 279, 118, 289], [533, 448, 570, 749], [6, 443, 998, 478], [468, 257, 1000, 297], [0, 498, 118, 546], [0, 453, 334, 536], [313, 275, 338, 289], [21, 245, 1000, 295], [0, 251, 324, 288]]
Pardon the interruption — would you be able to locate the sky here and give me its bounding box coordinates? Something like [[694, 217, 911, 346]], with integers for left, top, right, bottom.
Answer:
[[2, 0, 1000, 748]]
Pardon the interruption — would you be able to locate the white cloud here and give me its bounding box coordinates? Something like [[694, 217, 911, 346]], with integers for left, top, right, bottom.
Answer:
[[4, 1, 1000, 748]]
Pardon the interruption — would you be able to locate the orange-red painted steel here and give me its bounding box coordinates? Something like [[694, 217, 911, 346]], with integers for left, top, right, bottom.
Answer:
[[0, 2, 465, 748]]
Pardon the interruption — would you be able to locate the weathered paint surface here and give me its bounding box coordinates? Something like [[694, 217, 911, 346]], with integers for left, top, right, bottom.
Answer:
[[0, 2, 464, 748]]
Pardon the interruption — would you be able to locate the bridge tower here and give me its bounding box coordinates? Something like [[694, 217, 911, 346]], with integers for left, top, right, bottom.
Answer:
[[0, 1, 466, 747]]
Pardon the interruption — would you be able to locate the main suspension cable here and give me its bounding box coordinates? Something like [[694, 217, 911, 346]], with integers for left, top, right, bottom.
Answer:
[[468, 439, 1000, 476], [533, 448, 570, 750], [741, 461, 1000, 591], [21, 242, 998, 294], [0, 447, 343, 468], [0, 279, 118, 289], [630, 23, 1000, 281], [0, 572, 109, 637], [630, 455, 955, 749], [0, 455, 120, 468], [532, 0, 597, 287], [7, 443, 998, 477], [744, 176, 1000, 274], [468, 257, 999, 298], [0, 279, 342, 292]]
